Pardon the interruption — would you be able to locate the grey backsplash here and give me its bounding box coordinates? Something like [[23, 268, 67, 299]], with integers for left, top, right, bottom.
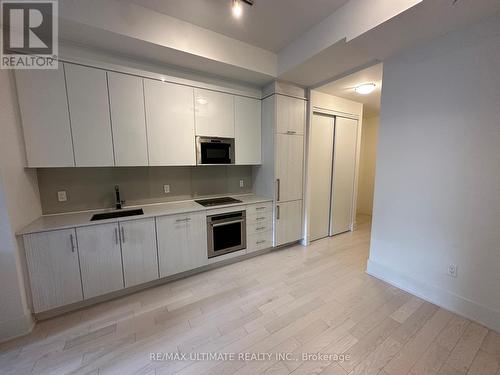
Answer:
[[37, 166, 254, 214]]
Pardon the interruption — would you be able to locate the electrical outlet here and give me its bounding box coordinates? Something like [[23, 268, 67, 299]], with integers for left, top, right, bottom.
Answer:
[[57, 190, 68, 202], [239, 179, 244, 188], [447, 264, 458, 278], [163, 184, 170, 194]]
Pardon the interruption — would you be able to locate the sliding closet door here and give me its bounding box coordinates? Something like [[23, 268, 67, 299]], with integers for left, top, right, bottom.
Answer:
[[309, 114, 334, 241], [330, 117, 358, 235]]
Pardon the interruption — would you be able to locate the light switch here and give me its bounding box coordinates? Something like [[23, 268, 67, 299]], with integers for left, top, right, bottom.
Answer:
[[239, 180, 245, 188], [163, 184, 170, 194], [57, 191, 68, 202]]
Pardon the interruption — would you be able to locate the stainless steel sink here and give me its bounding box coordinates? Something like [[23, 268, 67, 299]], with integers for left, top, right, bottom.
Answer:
[[90, 209, 144, 221]]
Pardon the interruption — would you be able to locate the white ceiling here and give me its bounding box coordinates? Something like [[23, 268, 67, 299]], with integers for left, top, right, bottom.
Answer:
[[57, 0, 500, 88], [317, 63, 383, 117], [280, 0, 500, 87], [129, 0, 349, 52]]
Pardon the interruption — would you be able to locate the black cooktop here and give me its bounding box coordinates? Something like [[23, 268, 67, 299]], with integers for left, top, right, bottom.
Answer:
[[195, 197, 242, 207]]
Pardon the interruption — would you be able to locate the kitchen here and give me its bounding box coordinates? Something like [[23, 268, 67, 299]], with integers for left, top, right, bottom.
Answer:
[[12, 51, 365, 325], [1, 1, 500, 374], [15, 60, 305, 315]]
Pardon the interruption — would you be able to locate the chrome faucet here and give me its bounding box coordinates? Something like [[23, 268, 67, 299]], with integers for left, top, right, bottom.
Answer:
[[115, 185, 125, 210]]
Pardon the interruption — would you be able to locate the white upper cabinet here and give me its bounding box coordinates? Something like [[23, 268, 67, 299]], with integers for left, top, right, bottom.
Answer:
[[107, 72, 149, 166], [276, 95, 306, 135], [15, 66, 75, 167], [194, 89, 234, 138], [144, 79, 196, 166], [65, 63, 115, 167], [235, 96, 261, 165], [15, 61, 262, 168]]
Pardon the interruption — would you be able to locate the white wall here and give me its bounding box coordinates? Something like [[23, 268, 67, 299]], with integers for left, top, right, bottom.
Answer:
[[367, 14, 500, 331], [357, 115, 379, 215], [0, 70, 41, 341]]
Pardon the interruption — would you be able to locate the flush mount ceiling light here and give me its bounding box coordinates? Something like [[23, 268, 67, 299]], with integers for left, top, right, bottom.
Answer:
[[355, 83, 376, 95], [232, 0, 253, 19]]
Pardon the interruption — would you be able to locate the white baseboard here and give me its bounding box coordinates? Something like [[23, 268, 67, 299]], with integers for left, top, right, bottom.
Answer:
[[0, 312, 34, 344], [366, 259, 500, 333]]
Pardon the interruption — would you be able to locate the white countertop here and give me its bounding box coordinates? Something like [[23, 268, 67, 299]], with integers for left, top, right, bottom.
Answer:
[[18, 194, 272, 235]]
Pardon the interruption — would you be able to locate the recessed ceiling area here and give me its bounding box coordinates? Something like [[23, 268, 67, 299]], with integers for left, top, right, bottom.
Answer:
[[317, 63, 383, 117], [57, 0, 500, 88], [128, 0, 349, 52]]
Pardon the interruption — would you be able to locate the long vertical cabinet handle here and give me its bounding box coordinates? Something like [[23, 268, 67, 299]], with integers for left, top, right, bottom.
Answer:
[[121, 226, 125, 243], [115, 227, 119, 245], [276, 205, 280, 220], [70, 233, 76, 253], [276, 179, 280, 201]]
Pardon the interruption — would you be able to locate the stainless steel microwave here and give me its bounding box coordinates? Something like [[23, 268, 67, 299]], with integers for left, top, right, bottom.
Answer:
[[196, 136, 235, 165]]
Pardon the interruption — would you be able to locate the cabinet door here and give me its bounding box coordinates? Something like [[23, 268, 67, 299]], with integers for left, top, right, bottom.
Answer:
[[15, 66, 75, 167], [119, 218, 159, 288], [331, 117, 358, 235], [276, 95, 305, 135], [108, 72, 149, 166], [276, 134, 304, 202], [157, 212, 208, 278], [275, 200, 303, 246], [24, 229, 82, 312], [77, 223, 124, 299], [144, 79, 196, 166], [194, 89, 234, 138], [65, 63, 114, 167], [235, 96, 261, 165], [309, 114, 335, 241]]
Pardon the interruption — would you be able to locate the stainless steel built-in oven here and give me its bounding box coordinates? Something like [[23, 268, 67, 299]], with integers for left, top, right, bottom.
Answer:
[[196, 136, 235, 165], [207, 210, 246, 258]]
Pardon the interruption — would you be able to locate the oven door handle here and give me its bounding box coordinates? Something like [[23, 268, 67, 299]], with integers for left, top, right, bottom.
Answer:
[[211, 219, 245, 228]]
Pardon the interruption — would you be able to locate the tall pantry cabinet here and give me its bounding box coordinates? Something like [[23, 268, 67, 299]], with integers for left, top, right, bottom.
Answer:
[[254, 83, 307, 246]]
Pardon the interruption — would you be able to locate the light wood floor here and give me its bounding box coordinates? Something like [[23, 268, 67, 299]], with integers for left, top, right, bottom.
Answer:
[[1, 216, 499, 375]]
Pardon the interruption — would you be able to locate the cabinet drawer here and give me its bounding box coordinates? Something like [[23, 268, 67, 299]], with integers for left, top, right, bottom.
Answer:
[[247, 231, 272, 253], [247, 210, 272, 224], [247, 219, 272, 235], [246, 202, 272, 216]]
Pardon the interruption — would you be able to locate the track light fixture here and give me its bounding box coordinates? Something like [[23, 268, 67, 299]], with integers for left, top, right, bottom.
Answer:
[[232, 0, 253, 18]]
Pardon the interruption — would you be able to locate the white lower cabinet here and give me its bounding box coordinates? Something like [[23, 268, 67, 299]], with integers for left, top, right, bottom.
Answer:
[[247, 231, 273, 253], [157, 212, 208, 278], [24, 204, 282, 313], [24, 229, 83, 312], [119, 218, 159, 288], [76, 223, 124, 299], [246, 202, 273, 253], [275, 200, 303, 246]]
